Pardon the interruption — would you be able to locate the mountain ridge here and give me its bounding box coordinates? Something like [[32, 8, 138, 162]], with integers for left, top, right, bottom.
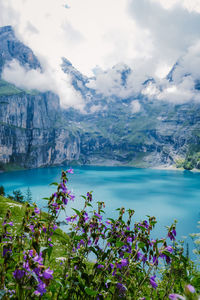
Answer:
[[0, 25, 200, 170]]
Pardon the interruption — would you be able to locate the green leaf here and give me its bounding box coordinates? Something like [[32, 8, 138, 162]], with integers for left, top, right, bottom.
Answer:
[[0, 290, 6, 299], [85, 287, 98, 296], [50, 182, 58, 186], [72, 208, 81, 216], [162, 251, 174, 258], [116, 241, 125, 248], [138, 242, 145, 249], [27, 270, 39, 283], [74, 235, 84, 241], [41, 246, 48, 253], [107, 218, 115, 223], [48, 246, 53, 260]]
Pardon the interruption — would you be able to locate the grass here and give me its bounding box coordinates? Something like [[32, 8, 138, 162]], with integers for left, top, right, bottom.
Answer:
[[0, 195, 69, 259], [0, 80, 40, 96], [0, 80, 23, 96]]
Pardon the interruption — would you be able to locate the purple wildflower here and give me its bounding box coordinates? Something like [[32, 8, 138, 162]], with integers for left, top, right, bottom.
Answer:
[[169, 294, 185, 300], [3, 247, 12, 257], [62, 198, 68, 205], [34, 207, 40, 214], [52, 224, 58, 231], [33, 252, 43, 264], [94, 212, 102, 220], [34, 282, 47, 296], [185, 284, 195, 293], [13, 269, 25, 280], [87, 192, 92, 202], [43, 268, 53, 280], [67, 168, 74, 174], [165, 245, 173, 253], [142, 255, 147, 263], [127, 237, 132, 243], [7, 222, 13, 226], [137, 251, 142, 260], [97, 264, 104, 269], [168, 229, 176, 241], [116, 283, 127, 296], [120, 258, 128, 267], [150, 275, 158, 289], [29, 224, 35, 232], [105, 220, 112, 226], [69, 194, 75, 201]]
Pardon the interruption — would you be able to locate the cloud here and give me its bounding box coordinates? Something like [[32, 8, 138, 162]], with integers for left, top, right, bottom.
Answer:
[[168, 41, 200, 83], [1, 0, 200, 108], [2, 59, 85, 111], [151, 0, 200, 13], [0, 1, 19, 28], [61, 21, 85, 45], [87, 63, 152, 98], [25, 21, 39, 35], [128, 0, 200, 64], [131, 100, 141, 113], [142, 72, 199, 104]]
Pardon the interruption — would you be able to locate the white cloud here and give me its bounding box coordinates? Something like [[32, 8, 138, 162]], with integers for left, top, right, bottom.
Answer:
[[0, 0, 200, 107], [168, 41, 200, 83], [87, 62, 153, 98], [2, 59, 85, 111], [142, 82, 160, 97], [131, 100, 141, 113], [151, 0, 200, 13]]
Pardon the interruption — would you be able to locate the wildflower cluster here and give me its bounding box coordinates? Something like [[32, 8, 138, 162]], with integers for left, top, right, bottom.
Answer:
[[0, 169, 199, 299]]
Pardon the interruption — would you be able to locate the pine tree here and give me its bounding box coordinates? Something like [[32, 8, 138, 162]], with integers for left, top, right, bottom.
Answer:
[[26, 187, 32, 204], [13, 190, 24, 203]]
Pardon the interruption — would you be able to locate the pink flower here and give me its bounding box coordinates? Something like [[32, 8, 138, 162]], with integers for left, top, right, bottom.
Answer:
[[67, 168, 74, 174]]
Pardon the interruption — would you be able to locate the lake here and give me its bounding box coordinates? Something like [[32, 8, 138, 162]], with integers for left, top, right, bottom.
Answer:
[[0, 166, 200, 255]]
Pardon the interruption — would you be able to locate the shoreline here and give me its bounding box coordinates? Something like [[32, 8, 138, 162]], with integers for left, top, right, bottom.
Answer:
[[0, 162, 200, 173], [152, 165, 200, 173]]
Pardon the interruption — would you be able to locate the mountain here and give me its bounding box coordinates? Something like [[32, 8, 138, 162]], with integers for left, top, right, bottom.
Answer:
[[0, 26, 80, 169], [0, 26, 41, 74], [0, 25, 200, 170]]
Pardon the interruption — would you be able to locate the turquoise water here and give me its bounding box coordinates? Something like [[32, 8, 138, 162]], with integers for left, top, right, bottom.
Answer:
[[0, 166, 200, 253]]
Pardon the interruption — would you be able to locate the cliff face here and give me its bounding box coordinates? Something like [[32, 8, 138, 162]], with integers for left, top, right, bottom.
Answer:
[[0, 26, 41, 74], [0, 26, 81, 169], [0, 90, 80, 168]]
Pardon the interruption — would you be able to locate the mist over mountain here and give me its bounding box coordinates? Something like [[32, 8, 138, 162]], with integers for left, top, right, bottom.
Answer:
[[0, 25, 200, 170]]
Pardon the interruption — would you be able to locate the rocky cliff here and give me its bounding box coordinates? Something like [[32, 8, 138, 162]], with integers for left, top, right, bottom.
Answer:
[[0, 88, 80, 168], [0, 26, 41, 74], [0, 26, 80, 169]]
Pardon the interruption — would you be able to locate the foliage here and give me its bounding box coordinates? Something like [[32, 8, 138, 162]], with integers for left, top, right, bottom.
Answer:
[[0, 185, 5, 196], [12, 190, 24, 203], [0, 170, 199, 299], [25, 187, 32, 204]]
